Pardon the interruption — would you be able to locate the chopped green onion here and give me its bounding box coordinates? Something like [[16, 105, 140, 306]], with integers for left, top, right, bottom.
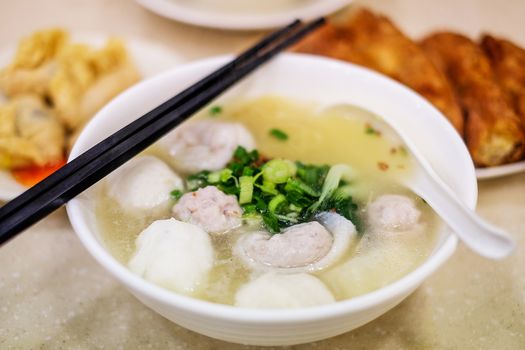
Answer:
[[262, 212, 280, 234], [220, 168, 234, 182], [309, 164, 354, 214], [275, 214, 299, 224], [183, 146, 361, 235], [284, 178, 320, 197], [296, 162, 329, 192], [207, 171, 221, 183], [209, 105, 222, 116], [170, 189, 183, 200], [365, 124, 381, 136], [268, 194, 286, 213], [289, 203, 303, 212], [269, 128, 289, 141], [255, 180, 279, 195], [262, 159, 296, 184], [239, 176, 254, 204], [241, 203, 257, 215], [233, 146, 258, 165], [242, 166, 254, 176], [254, 194, 267, 212]]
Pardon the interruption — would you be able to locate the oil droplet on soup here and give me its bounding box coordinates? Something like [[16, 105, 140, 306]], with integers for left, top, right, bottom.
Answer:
[[97, 96, 440, 305]]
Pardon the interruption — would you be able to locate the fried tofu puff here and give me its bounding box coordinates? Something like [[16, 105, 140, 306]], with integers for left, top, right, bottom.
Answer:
[[421, 33, 525, 167], [0, 95, 64, 169], [0, 29, 140, 130], [293, 9, 464, 136], [481, 35, 525, 124]]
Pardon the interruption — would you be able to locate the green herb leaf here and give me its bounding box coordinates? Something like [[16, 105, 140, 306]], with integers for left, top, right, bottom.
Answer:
[[183, 147, 361, 235], [284, 178, 320, 197], [170, 189, 183, 200], [187, 170, 211, 191], [241, 203, 257, 215], [365, 124, 381, 136], [269, 128, 288, 141], [209, 105, 222, 116], [262, 211, 280, 234], [296, 162, 329, 192]]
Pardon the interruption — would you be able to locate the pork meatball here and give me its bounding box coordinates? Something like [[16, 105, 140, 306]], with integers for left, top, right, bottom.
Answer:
[[159, 120, 255, 173], [366, 194, 421, 231], [172, 185, 242, 233], [235, 212, 357, 273]]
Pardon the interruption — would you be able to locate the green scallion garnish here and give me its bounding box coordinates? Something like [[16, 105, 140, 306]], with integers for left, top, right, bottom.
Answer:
[[209, 105, 222, 116], [170, 189, 183, 200], [269, 128, 289, 141]]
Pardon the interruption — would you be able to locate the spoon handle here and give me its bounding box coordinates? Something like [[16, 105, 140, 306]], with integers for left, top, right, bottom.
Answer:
[[408, 164, 515, 259]]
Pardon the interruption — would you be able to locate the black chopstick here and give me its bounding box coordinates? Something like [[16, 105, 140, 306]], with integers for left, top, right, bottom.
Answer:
[[0, 19, 303, 222], [0, 17, 326, 245]]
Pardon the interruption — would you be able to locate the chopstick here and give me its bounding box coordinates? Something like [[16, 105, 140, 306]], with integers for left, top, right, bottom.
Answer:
[[0, 17, 326, 245], [0, 19, 302, 222]]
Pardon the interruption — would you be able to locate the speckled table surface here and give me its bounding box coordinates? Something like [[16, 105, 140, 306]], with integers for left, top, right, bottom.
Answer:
[[1, 0, 525, 349]]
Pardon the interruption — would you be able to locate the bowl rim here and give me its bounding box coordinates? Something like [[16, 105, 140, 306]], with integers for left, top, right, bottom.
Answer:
[[67, 53, 476, 323], [135, 0, 353, 31]]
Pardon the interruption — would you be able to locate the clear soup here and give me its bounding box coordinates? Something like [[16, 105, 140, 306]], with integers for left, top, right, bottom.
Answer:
[[96, 96, 440, 305]]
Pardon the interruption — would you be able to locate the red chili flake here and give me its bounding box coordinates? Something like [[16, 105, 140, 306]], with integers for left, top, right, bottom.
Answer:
[[254, 154, 270, 167], [191, 192, 197, 197], [377, 162, 389, 171], [390, 147, 397, 154]]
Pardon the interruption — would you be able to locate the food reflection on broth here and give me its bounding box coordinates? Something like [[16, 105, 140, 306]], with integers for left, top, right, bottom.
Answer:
[[96, 96, 440, 308]]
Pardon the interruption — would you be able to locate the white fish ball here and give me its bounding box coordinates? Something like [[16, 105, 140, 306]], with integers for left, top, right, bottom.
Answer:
[[106, 155, 183, 213], [234, 273, 335, 309], [128, 218, 214, 294]]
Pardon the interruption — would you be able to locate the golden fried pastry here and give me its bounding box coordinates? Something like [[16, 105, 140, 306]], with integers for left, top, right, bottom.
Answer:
[[0, 29, 141, 183], [294, 9, 464, 135], [0, 95, 65, 169], [421, 33, 525, 167], [0, 29, 66, 97], [0, 30, 140, 130], [481, 35, 525, 124], [11, 29, 68, 69], [0, 61, 57, 96], [49, 39, 140, 128]]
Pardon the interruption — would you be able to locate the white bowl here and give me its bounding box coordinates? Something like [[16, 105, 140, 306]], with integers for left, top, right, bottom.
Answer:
[[67, 54, 477, 346]]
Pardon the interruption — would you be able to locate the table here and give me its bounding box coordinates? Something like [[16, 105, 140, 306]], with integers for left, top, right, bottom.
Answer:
[[1, 0, 524, 349]]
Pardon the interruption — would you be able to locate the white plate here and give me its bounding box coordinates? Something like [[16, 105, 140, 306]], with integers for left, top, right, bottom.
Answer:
[[0, 34, 186, 201], [136, 0, 352, 30], [476, 160, 525, 180]]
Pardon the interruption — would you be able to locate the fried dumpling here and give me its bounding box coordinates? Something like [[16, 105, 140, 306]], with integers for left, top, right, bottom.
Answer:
[[481, 34, 525, 125], [421, 32, 525, 166], [0, 95, 64, 169]]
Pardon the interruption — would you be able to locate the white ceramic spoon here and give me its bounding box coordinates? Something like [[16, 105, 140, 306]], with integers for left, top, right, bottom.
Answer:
[[331, 104, 516, 259], [407, 154, 515, 259]]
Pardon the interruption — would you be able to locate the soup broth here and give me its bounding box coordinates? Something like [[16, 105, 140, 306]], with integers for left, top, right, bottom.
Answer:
[[97, 96, 440, 305]]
